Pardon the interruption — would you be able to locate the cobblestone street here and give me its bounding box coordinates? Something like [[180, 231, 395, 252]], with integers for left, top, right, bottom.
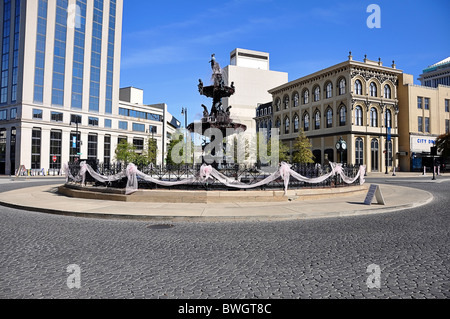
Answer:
[[0, 178, 448, 299]]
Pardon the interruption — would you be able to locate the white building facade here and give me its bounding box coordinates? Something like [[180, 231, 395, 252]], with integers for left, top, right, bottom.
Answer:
[[0, 0, 178, 175]]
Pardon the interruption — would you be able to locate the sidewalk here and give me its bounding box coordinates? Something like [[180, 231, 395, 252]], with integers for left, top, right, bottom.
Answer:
[[0, 183, 434, 222]]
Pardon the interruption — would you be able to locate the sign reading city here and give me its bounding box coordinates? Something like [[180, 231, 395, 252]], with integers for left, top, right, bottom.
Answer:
[[364, 184, 386, 206]]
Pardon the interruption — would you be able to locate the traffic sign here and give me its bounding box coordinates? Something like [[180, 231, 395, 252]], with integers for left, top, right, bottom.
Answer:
[[52, 156, 57, 163]]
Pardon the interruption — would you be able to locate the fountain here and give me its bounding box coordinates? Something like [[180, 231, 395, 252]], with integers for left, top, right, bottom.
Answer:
[[187, 54, 247, 167]]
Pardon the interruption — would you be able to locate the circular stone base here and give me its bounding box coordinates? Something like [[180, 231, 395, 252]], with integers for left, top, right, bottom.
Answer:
[[58, 184, 369, 203]]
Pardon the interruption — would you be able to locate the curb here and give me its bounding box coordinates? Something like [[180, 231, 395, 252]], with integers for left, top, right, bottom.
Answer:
[[0, 188, 435, 223]]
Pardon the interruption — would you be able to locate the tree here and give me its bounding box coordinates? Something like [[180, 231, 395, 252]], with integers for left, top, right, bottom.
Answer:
[[267, 138, 290, 163], [292, 129, 315, 164], [436, 133, 450, 159], [114, 140, 136, 164], [166, 131, 194, 166]]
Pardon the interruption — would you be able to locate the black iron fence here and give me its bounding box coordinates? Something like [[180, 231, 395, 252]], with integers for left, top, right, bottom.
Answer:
[[66, 162, 362, 191]]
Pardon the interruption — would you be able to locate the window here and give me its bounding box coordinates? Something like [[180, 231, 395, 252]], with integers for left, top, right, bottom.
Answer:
[[275, 118, 281, 130], [293, 93, 299, 107], [303, 90, 309, 104], [314, 111, 321, 130], [418, 116, 423, 132], [33, 109, 43, 119], [133, 138, 144, 152], [339, 79, 346, 95], [446, 119, 449, 133], [445, 99, 449, 112], [370, 82, 377, 97], [424, 98, 429, 110], [104, 119, 112, 128], [370, 108, 378, 127], [0, 129, 6, 166], [31, 128, 41, 169], [355, 137, 364, 165], [303, 113, 309, 131], [384, 85, 391, 99], [371, 139, 379, 171], [326, 83, 333, 99], [119, 121, 128, 130], [284, 117, 290, 134], [425, 117, 430, 133], [70, 114, 81, 124], [88, 117, 99, 126], [149, 125, 157, 134], [49, 130, 62, 169], [385, 109, 392, 128], [88, 134, 98, 160], [417, 97, 422, 109], [326, 108, 333, 128], [275, 98, 281, 111], [355, 106, 363, 126], [132, 123, 145, 132], [339, 106, 346, 126], [104, 135, 111, 164], [284, 96, 289, 109], [314, 86, 320, 102], [293, 114, 299, 133], [354, 80, 362, 95], [51, 111, 63, 122], [10, 108, 17, 119], [0, 110, 7, 121]]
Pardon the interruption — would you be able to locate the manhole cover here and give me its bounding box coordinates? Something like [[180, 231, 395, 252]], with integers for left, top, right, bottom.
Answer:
[[147, 224, 174, 230]]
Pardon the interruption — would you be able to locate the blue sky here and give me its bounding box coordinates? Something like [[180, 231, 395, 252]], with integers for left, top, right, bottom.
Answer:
[[119, 0, 450, 124]]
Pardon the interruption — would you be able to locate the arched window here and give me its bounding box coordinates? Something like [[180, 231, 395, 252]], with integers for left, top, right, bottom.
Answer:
[[339, 78, 346, 95], [303, 90, 309, 104], [303, 113, 310, 131], [314, 86, 320, 102], [385, 109, 392, 128], [355, 137, 364, 165], [370, 107, 378, 127], [354, 80, 362, 95], [294, 114, 299, 133], [339, 106, 346, 126], [284, 96, 289, 109], [276, 118, 281, 129], [326, 82, 333, 99], [384, 85, 391, 99], [371, 139, 379, 171], [275, 98, 281, 111], [355, 106, 363, 126], [285, 116, 290, 134], [326, 108, 333, 128], [293, 93, 299, 107], [370, 82, 377, 97], [314, 111, 321, 130]]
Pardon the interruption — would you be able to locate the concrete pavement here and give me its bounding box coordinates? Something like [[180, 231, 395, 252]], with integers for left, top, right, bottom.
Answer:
[[0, 182, 435, 221]]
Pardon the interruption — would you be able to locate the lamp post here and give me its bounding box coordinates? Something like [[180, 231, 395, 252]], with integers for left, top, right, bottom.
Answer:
[[181, 107, 188, 164]]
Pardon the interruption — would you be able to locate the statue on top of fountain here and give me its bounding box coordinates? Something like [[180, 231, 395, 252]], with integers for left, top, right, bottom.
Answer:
[[197, 54, 236, 121]]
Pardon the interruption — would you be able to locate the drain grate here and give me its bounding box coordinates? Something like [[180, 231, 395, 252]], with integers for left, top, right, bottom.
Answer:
[[147, 224, 174, 230]]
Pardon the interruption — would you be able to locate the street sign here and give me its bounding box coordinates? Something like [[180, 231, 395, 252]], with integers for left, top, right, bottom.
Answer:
[[72, 136, 77, 148], [52, 156, 57, 163], [77, 153, 82, 156]]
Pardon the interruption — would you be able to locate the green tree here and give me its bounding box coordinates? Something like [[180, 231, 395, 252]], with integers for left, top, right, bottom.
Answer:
[[114, 140, 136, 163], [166, 131, 194, 166], [292, 129, 315, 164], [436, 133, 450, 159], [266, 138, 290, 163]]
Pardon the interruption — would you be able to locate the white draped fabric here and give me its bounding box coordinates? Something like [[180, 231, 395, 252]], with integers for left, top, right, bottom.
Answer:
[[65, 162, 366, 195]]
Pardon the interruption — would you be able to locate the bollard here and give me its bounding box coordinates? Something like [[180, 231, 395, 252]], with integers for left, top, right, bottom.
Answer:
[[392, 167, 396, 176], [423, 166, 426, 176], [438, 166, 440, 176]]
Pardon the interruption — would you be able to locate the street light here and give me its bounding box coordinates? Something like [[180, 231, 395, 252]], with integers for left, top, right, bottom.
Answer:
[[181, 107, 188, 164]]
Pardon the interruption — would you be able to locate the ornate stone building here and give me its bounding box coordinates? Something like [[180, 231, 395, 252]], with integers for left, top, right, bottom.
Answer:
[[268, 53, 402, 173]]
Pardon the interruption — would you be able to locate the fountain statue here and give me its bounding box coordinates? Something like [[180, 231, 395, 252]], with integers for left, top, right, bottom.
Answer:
[[187, 54, 247, 167]]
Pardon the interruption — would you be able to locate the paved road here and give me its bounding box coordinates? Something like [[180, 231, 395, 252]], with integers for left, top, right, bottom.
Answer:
[[0, 177, 448, 299]]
